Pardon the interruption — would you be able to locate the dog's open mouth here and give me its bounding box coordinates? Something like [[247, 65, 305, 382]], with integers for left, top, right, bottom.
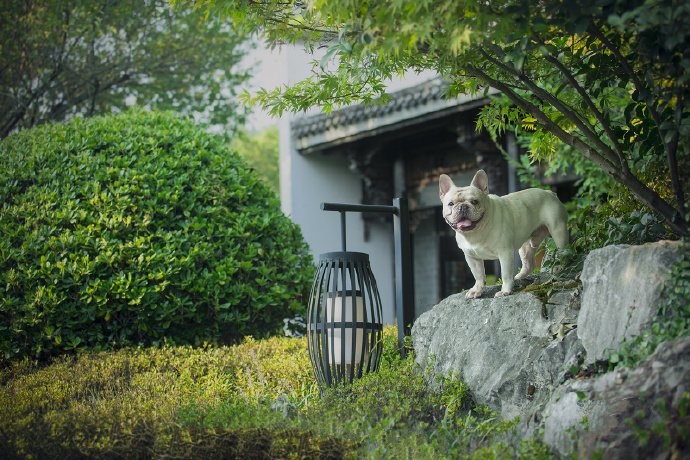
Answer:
[[451, 215, 482, 232]]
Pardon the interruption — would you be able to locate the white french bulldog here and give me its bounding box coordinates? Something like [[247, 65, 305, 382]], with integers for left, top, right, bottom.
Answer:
[[439, 170, 569, 298]]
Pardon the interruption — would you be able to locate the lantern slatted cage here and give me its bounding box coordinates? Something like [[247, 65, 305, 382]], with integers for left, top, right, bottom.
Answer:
[[307, 251, 383, 389]]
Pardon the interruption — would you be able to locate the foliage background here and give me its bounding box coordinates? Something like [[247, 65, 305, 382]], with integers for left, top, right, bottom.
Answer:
[[231, 127, 280, 194], [0, 110, 313, 362], [0, 0, 251, 138], [181, 0, 690, 236]]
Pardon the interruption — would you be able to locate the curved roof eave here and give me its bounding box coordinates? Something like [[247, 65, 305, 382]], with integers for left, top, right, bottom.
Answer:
[[291, 78, 499, 154]]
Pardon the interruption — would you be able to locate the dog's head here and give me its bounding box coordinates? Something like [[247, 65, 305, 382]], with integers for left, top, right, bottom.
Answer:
[[439, 170, 489, 233]]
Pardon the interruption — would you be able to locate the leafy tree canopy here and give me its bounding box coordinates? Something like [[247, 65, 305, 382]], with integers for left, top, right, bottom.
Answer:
[[231, 127, 280, 194], [178, 0, 690, 236], [1, 0, 251, 138]]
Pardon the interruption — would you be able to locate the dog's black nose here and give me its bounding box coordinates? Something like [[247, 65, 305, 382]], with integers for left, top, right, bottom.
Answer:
[[459, 204, 469, 215]]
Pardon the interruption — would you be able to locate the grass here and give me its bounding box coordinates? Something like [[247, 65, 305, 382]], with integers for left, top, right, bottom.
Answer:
[[0, 327, 555, 459]]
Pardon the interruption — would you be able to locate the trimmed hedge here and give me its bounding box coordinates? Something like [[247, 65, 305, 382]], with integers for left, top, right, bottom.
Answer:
[[0, 110, 314, 361]]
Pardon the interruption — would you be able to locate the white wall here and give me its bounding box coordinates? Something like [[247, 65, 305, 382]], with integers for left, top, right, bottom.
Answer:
[[280, 121, 396, 324], [279, 45, 396, 324]]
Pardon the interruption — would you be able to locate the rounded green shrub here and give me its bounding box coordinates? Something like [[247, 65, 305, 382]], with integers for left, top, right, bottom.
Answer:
[[0, 110, 314, 360]]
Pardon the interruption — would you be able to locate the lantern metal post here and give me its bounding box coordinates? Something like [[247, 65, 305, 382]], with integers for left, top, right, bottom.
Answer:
[[392, 196, 413, 353], [319, 199, 414, 356], [308, 199, 413, 390]]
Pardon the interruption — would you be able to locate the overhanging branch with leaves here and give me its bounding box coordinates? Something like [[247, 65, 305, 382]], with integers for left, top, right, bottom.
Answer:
[[180, 0, 689, 236]]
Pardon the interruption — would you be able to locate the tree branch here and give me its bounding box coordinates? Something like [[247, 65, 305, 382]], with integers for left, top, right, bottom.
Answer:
[[49, 72, 131, 121], [480, 46, 621, 166], [465, 63, 617, 174], [589, 17, 686, 224], [588, 18, 658, 121], [668, 89, 686, 217], [535, 37, 628, 170], [464, 64, 687, 236]]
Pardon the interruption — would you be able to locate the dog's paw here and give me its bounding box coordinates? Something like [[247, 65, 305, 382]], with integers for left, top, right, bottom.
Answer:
[[494, 290, 511, 298], [514, 271, 528, 280], [465, 289, 484, 299]]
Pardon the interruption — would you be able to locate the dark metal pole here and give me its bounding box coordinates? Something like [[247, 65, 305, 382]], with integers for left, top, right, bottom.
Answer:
[[321, 200, 414, 356], [393, 196, 413, 355], [321, 202, 397, 214], [340, 211, 347, 252]]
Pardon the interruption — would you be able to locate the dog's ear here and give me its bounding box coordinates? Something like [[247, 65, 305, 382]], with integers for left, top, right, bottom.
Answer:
[[439, 174, 455, 200], [470, 170, 489, 193]]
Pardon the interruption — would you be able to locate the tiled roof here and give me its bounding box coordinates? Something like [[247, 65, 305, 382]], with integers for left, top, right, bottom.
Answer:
[[291, 78, 450, 138]]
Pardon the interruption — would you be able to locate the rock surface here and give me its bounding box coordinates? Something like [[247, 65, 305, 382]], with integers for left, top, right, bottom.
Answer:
[[411, 240, 687, 457], [543, 337, 690, 459], [412, 276, 582, 420], [578, 240, 682, 362]]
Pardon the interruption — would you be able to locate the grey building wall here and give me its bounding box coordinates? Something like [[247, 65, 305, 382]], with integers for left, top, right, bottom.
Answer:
[[280, 131, 396, 324], [413, 215, 439, 317], [279, 46, 396, 325]]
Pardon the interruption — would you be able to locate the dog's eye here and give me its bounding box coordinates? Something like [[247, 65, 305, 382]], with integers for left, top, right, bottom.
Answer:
[[448, 201, 454, 207], [471, 199, 479, 205]]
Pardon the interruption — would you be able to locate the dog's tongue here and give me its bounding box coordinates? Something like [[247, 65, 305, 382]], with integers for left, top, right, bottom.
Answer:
[[457, 218, 473, 230]]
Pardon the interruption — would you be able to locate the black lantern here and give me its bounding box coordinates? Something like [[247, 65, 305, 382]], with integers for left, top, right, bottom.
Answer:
[[307, 251, 384, 390], [307, 200, 414, 390]]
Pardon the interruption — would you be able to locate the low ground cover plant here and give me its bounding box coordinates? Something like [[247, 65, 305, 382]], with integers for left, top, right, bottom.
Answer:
[[0, 327, 554, 459], [0, 110, 314, 362]]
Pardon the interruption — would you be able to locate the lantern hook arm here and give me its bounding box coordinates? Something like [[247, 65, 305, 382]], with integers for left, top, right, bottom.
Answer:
[[320, 199, 413, 356], [321, 202, 399, 252]]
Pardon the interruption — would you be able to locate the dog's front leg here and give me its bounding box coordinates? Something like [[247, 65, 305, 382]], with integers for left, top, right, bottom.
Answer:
[[496, 251, 516, 297], [463, 253, 485, 298]]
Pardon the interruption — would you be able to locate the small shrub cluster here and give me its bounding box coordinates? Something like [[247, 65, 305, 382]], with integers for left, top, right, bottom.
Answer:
[[0, 327, 556, 459], [231, 127, 280, 193], [624, 391, 690, 458], [0, 110, 314, 361], [541, 200, 670, 277], [507, 133, 675, 277], [0, 336, 320, 458]]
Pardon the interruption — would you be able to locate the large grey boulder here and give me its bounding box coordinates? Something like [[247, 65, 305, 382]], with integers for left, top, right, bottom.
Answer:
[[412, 279, 582, 420], [542, 378, 596, 455], [411, 240, 687, 457], [578, 240, 682, 362], [542, 336, 690, 459]]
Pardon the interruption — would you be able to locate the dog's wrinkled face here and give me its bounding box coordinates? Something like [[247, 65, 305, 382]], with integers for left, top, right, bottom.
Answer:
[[439, 171, 489, 233]]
